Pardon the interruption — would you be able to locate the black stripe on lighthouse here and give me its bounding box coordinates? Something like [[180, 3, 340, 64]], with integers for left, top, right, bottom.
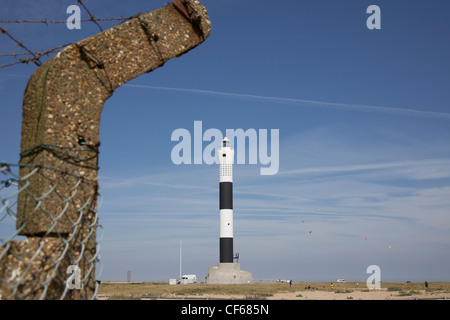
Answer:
[[220, 182, 233, 209], [220, 238, 233, 263]]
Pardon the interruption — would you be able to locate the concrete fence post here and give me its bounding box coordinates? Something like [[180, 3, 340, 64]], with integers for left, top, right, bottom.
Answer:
[[0, 0, 210, 299]]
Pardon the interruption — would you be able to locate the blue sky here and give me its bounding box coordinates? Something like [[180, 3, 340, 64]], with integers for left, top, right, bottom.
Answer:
[[1, 0, 450, 283]]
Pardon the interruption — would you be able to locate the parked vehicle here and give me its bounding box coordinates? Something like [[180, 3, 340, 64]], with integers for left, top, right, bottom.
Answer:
[[180, 274, 197, 284]]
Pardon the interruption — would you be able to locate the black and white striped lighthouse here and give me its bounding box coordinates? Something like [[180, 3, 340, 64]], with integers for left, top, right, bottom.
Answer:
[[206, 137, 253, 284], [218, 137, 234, 263]]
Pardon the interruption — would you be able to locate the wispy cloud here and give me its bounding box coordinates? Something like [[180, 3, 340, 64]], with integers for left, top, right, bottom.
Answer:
[[98, 155, 450, 223], [123, 84, 450, 120], [279, 158, 450, 180]]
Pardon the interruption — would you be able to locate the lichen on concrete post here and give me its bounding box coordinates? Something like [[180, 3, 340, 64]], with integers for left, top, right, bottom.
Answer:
[[2, 0, 211, 299]]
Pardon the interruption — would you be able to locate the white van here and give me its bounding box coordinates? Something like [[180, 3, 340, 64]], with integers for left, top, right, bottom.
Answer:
[[337, 279, 346, 283], [180, 275, 197, 284]]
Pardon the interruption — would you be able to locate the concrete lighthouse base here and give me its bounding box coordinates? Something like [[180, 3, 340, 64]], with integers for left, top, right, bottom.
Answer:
[[206, 263, 253, 284]]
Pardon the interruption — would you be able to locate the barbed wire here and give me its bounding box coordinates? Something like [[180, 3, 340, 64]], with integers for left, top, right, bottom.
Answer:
[[0, 27, 44, 67], [0, 17, 135, 25], [0, 0, 137, 68], [76, 0, 103, 31]]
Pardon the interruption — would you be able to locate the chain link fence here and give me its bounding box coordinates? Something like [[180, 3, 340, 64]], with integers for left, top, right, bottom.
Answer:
[[0, 162, 103, 300]]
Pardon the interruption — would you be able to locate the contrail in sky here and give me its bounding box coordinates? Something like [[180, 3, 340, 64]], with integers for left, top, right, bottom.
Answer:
[[124, 84, 450, 120], [279, 158, 450, 177]]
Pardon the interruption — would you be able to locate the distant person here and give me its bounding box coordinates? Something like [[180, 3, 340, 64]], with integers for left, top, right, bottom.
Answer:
[[330, 282, 334, 290], [425, 281, 428, 288], [289, 280, 292, 288]]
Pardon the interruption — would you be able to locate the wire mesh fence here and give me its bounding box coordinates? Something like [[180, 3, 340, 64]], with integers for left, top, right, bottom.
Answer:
[[0, 162, 103, 300]]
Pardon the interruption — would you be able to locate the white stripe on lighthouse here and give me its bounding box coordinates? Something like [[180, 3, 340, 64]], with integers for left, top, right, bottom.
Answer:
[[220, 209, 233, 238]]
